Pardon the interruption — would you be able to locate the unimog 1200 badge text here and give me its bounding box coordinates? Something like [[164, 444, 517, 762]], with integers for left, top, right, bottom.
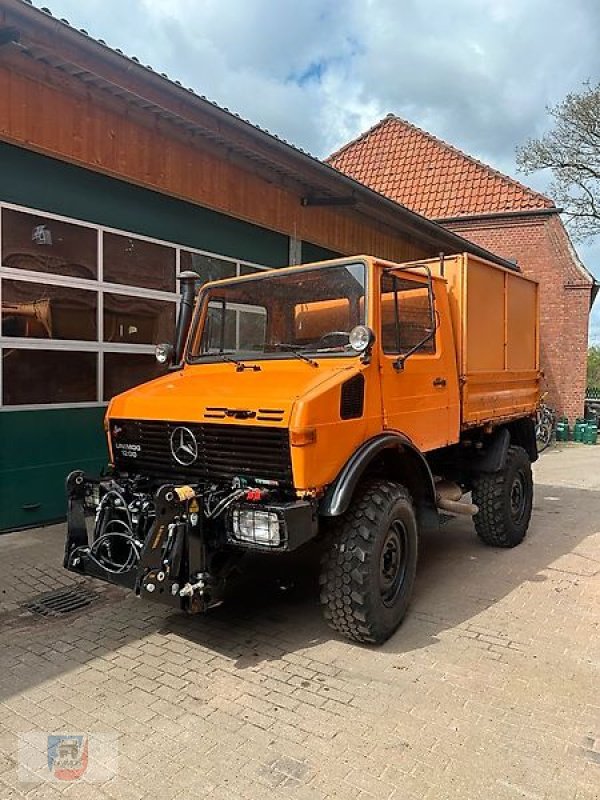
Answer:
[[114, 443, 141, 458]]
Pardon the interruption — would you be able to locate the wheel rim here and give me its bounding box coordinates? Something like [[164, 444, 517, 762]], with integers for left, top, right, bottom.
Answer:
[[510, 471, 527, 524], [536, 423, 552, 451], [379, 520, 408, 607]]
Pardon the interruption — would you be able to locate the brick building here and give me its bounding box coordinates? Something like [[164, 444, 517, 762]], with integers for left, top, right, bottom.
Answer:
[[328, 115, 598, 420]]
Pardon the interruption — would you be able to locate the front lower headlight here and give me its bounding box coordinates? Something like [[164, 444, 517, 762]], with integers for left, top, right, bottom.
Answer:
[[231, 508, 281, 547]]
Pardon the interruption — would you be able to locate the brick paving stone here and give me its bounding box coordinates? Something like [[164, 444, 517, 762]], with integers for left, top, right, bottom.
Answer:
[[0, 445, 598, 798]]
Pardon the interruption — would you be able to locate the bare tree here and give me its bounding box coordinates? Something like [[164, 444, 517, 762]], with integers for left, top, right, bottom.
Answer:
[[517, 82, 600, 241]]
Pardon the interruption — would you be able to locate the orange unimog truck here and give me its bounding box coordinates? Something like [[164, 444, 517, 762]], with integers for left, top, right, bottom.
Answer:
[[65, 254, 539, 644]]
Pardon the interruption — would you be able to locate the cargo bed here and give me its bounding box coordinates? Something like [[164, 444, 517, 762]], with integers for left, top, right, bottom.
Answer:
[[427, 253, 540, 429]]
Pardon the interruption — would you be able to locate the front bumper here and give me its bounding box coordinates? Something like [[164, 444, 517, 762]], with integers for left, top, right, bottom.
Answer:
[[64, 471, 317, 612]]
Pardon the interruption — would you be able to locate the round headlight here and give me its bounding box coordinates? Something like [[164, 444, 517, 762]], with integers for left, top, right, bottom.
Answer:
[[155, 343, 173, 365], [349, 325, 374, 352]]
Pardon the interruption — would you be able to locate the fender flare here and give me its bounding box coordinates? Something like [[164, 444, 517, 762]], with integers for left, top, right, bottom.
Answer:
[[319, 432, 437, 519]]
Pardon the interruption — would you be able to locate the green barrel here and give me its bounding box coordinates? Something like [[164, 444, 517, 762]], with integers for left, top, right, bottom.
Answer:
[[582, 422, 590, 444], [573, 418, 586, 442], [555, 417, 570, 442], [584, 422, 598, 444]]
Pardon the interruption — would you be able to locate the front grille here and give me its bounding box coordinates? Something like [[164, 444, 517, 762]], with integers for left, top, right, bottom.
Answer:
[[111, 419, 293, 485]]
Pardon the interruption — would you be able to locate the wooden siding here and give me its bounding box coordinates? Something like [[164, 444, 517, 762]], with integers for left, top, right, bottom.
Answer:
[[0, 54, 429, 264]]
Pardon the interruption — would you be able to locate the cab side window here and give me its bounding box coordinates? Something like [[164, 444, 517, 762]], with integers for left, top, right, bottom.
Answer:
[[380, 274, 436, 355]]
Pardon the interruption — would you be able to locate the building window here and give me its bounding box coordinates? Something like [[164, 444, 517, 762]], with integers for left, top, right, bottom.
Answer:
[[104, 232, 176, 292], [240, 264, 265, 276], [103, 293, 175, 345], [2, 349, 97, 405], [181, 251, 236, 284], [1, 208, 97, 279], [103, 352, 167, 401], [0, 201, 269, 409], [2, 279, 97, 341]]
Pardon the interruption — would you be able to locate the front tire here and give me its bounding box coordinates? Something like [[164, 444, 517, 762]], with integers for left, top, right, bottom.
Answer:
[[319, 480, 418, 645], [471, 445, 533, 548]]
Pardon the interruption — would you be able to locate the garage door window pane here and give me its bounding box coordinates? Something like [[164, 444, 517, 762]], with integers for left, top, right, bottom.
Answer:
[[104, 233, 175, 292], [181, 251, 236, 286], [103, 293, 175, 344], [2, 280, 97, 340], [1, 209, 97, 280], [240, 264, 264, 276], [104, 352, 166, 400], [2, 349, 96, 405]]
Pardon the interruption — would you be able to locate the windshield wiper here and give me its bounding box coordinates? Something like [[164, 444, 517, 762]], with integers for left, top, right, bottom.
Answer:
[[274, 343, 319, 367], [220, 353, 261, 372]]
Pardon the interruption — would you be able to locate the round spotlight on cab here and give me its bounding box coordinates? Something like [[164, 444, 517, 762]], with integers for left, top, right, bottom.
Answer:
[[155, 342, 174, 365], [349, 325, 375, 353]]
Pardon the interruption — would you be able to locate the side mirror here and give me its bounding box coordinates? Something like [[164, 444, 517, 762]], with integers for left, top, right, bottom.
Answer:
[[155, 342, 174, 366]]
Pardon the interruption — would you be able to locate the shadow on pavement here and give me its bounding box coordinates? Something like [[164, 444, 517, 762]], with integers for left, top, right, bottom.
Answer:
[[159, 481, 600, 661], [380, 481, 600, 654]]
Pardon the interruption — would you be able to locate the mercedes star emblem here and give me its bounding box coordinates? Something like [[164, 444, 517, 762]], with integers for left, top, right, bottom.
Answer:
[[170, 426, 198, 466]]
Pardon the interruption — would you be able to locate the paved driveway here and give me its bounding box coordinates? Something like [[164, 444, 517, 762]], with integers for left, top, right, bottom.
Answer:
[[0, 445, 598, 799]]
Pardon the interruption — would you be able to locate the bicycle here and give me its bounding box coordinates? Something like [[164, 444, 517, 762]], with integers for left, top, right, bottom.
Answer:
[[535, 393, 556, 453]]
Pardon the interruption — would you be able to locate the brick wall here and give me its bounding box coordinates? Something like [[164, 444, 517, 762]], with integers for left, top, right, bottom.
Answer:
[[443, 212, 592, 421]]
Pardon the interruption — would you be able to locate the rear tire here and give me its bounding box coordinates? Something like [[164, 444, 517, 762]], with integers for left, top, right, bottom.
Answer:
[[471, 445, 533, 548], [319, 480, 418, 645]]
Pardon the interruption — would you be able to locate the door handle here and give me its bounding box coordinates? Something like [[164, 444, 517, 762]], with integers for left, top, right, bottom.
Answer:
[[432, 377, 447, 387]]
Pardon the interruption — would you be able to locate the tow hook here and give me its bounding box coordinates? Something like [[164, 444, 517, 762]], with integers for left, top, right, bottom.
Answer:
[[179, 573, 209, 597]]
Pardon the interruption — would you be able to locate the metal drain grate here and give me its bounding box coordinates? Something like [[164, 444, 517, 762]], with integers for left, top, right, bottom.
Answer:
[[24, 586, 98, 618]]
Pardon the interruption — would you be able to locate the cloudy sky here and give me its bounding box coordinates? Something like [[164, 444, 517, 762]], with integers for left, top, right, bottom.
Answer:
[[39, 0, 600, 341]]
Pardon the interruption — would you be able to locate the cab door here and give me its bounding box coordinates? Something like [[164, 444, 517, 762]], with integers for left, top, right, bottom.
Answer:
[[377, 270, 457, 452]]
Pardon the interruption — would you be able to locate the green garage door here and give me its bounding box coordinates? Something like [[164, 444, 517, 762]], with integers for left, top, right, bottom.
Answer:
[[0, 142, 290, 532], [0, 407, 107, 531]]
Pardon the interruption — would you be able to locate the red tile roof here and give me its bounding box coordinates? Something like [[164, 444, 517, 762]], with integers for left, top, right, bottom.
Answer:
[[327, 115, 555, 219]]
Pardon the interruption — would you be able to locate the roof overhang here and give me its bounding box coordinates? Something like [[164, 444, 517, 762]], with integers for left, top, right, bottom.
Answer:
[[435, 207, 562, 224]]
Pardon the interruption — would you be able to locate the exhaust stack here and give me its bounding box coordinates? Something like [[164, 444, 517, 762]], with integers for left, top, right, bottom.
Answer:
[[174, 270, 200, 364]]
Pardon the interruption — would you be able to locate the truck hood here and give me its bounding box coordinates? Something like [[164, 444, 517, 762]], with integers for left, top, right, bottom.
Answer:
[[108, 359, 358, 427]]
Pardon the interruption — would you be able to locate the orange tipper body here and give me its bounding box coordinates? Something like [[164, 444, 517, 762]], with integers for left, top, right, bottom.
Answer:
[[66, 253, 540, 644], [107, 253, 539, 493]]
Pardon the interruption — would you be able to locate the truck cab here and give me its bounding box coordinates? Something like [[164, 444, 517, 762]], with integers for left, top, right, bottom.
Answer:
[[65, 255, 539, 644]]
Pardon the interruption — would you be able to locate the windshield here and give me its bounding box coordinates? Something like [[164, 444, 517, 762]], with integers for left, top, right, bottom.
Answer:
[[188, 262, 366, 362]]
